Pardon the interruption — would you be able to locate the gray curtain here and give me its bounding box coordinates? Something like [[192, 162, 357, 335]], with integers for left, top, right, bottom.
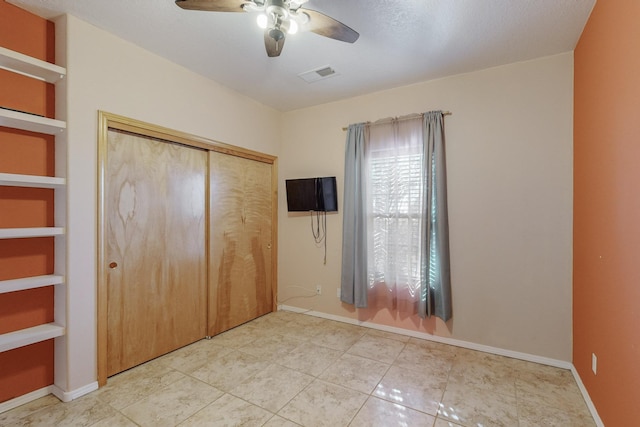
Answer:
[[340, 123, 369, 308], [420, 111, 452, 321]]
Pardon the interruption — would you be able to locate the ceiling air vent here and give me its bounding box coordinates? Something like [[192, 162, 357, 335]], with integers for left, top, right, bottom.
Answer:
[[298, 66, 338, 83]]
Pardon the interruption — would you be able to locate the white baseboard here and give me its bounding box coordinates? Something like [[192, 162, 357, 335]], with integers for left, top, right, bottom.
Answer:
[[570, 365, 605, 427], [0, 380, 100, 414], [279, 304, 604, 424], [52, 381, 98, 403], [279, 304, 571, 369], [0, 386, 53, 414]]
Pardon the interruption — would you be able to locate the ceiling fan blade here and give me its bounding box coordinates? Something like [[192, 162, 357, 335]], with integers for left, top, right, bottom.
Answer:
[[264, 29, 286, 57], [303, 9, 359, 43], [175, 0, 249, 12]]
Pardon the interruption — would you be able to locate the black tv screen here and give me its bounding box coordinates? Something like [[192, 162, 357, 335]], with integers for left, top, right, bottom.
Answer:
[[286, 177, 338, 212]]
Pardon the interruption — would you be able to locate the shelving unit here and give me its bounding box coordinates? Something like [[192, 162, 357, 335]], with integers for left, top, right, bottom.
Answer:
[[0, 172, 65, 188], [0, 46, 66, 83], [0, 44, 67, 378], [0, 108, 66, 134], [0, 275, 64, 294], [0, 323, 65, 353], [0, 227, 65, 239]]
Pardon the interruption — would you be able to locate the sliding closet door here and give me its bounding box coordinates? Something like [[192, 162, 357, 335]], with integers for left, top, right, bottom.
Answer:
[[209, 151, 274, 336], [105, 129, 207, 376]]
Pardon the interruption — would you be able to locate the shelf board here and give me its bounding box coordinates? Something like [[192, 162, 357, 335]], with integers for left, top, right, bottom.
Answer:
[[0, 172, 65, 188], [0, 227, 65, 239], [0, 275, 64, 294], [0, 323, 65, 353], [0, 46, 66, 83], [0, 108, 66, 135]]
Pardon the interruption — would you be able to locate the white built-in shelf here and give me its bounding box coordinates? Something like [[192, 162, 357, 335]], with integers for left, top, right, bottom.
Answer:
[[0, 275, 64, 295], [0, 46, 66, 83], [0, 108, 66, 135], [0, 227, 65, 239], [0, 172, 65, 189], [0, 323, 65, 353]]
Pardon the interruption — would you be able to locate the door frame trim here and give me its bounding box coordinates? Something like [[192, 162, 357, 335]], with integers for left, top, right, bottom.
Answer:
[[97, 111, 278, 386]]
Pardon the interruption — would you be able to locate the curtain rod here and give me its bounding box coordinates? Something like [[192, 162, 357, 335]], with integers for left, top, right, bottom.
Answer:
[[341, 111, 452, 131]]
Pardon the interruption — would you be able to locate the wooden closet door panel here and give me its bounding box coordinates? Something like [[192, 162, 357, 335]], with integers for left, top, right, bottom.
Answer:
[[209, 151, 273, 335], [105, 130, 207, 376]]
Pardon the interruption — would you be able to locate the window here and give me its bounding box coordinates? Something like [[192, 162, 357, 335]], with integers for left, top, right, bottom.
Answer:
[[365, 117, 425, 304], [341, 111, 451, 320]]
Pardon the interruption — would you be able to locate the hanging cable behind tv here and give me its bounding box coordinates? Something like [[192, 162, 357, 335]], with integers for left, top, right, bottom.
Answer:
[[310, 209, 328, 264]]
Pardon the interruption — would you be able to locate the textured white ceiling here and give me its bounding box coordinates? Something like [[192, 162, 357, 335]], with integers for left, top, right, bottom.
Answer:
[[9, 0, 595, 111]]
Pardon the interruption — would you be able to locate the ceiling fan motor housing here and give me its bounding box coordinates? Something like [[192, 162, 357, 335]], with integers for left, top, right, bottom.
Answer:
[[267, 0, 288, 18]]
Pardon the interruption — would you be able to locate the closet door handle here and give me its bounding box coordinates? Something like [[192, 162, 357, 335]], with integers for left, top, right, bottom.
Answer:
[[109, 262, 118, 269], [267, 243, 271, 249]]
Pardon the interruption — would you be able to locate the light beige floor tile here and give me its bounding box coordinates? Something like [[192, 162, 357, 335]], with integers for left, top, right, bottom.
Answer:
[[230, 364, 314, 412], [350, 396, 436, 427], [277, 322, 318, 341], [278, 380, 367, 427], [208, 325, 262, 348], [323, 319, 367, 334], [515, 367, 590, 415], [276, 342, 343, 376], [0, 395, 60, 426], [374, 365, 446, 415], [263, 415, 301, 426], [288, 313, 327, 326], [238, 334, 304, 361], [190, 350, 270, 392], [518, 398, 597, 427], [13, 395, 116, 427], [394, 342, 455, 377], [278, 321, 330, 341], [433, 417, 464, 427], [347, 334, 406, 364], [178, 393, 273, 426], [154, 339, 233, 373], [408, 337, 456, 354], [453, 347, 517, 368], [94, 362, 186, 409], [318, 353, 390, 394], [447, 353, 516, 397], [312, 326, 366, 351], [90, 412, 138, 426], [271, 310, 306, 323], [120, 376, 223, 427], [364, 328, 411, 343], [439, 382, 518, 427]]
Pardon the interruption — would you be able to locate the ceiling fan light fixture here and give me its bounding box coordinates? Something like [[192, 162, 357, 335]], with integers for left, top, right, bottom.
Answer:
[[256, 13, 268, 29], [288, 19, 298, 34]]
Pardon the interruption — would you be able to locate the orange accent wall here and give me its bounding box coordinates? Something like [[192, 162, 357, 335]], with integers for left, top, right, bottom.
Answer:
[[0, 341, 54, 403], [574, 1, 640, 424], [0, 0, 56, 403]]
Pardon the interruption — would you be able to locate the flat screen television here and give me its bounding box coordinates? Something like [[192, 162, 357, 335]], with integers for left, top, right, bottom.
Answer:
[[285, 177, 338, 212]]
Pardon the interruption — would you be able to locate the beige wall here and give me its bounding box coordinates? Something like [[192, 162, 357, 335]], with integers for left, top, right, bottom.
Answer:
[[61, 14, 281, 392], [59, 12, 573, 393], [279, 53, 574, 361]]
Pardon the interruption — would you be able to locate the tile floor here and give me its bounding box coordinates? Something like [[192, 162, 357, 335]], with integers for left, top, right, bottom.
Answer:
[[1, 310, 596, 426]]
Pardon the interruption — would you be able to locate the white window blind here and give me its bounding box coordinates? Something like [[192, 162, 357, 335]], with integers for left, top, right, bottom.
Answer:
[[367, 147, 424, 296]]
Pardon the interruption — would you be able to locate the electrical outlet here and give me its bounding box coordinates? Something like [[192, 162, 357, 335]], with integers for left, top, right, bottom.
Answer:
[[592, 353, 597, 375], [316, 285, 322, 295], [336, 288, 341, 298]]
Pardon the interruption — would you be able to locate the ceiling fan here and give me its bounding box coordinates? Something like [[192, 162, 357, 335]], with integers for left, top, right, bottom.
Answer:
[[175, 0, 359, 57]]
